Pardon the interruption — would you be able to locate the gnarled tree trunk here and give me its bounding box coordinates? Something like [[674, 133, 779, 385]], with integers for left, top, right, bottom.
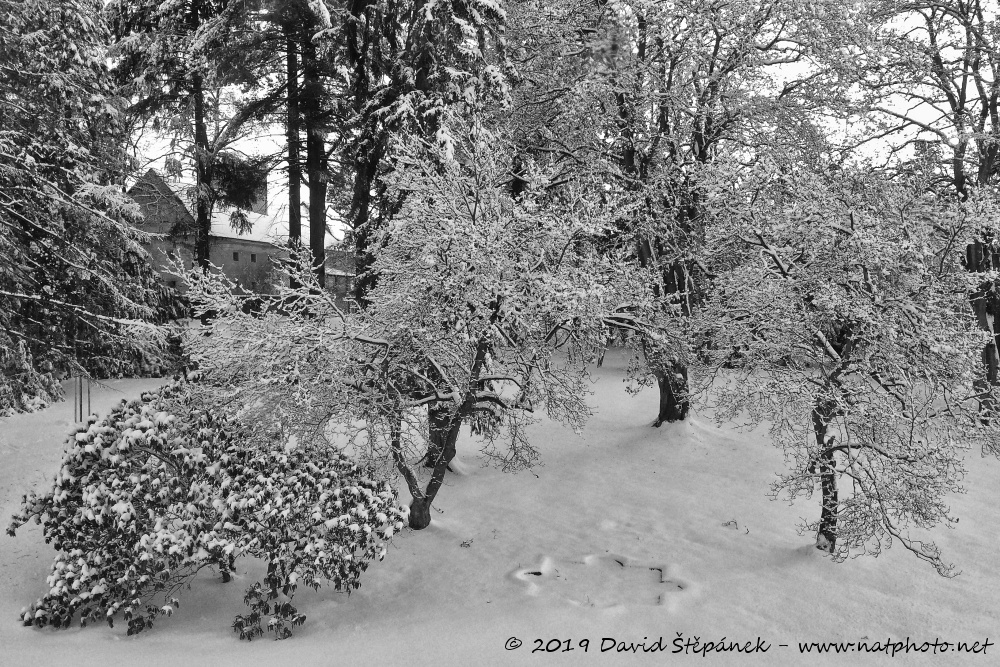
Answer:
[[638, 238, 695, 427], [388, 405, 463, 531], [652, 360, 689, 426], [408, 408, 461, 529]]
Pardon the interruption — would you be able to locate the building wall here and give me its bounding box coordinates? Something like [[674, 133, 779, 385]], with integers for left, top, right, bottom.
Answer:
[[147, 236, 355, 304], [139, 236, 282, 294], [209, 237, 283, 293], [145, 237, 193, 290], [128, 169, 197, 237], [325, 249, 357, 311]]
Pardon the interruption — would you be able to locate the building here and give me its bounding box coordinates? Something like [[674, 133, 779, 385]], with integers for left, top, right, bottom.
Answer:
[[326, 249, 356, 304], [127, 169, 355, 308]]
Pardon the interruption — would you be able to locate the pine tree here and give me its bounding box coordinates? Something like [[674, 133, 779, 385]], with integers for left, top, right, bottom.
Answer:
[[1, 0, 169, 413], [108, 0, 274, 270]]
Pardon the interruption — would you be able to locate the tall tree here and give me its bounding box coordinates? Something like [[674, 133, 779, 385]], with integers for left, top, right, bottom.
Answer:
[[339, 0, 509, 304], [300, 6, 332, 287], [204, 0, 341, 286], [504, 0, 830, 426], [109, 0, 221, 270], [108, 0, 273, 271], [815, 0, 1000, 415], [612, 1, 839, 425], [284, 15, 303, 246], [1, 0, 168, 412], [697, 161, 1000, 573]]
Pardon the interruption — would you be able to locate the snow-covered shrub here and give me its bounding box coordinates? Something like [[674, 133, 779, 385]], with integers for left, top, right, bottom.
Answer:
[[8, 381, 405, 639]]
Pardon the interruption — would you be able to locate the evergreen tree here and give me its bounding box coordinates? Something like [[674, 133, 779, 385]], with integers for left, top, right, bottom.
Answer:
[[108, 0, 273, 270], [1, 0, 169, 413]]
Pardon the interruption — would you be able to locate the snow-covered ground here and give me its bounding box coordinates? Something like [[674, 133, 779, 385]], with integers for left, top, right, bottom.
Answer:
[[1, 352, 997, 666]]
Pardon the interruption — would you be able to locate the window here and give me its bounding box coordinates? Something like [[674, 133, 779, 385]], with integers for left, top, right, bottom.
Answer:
[[251, 253, 257, 263], [233, 252, 239, 261]]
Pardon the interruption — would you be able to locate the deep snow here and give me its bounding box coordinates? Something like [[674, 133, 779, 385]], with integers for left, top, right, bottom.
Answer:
[[1, 352, 997, 666]]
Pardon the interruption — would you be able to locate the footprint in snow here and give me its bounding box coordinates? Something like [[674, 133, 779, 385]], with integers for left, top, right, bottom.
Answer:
[[511, 554, 691, 609]]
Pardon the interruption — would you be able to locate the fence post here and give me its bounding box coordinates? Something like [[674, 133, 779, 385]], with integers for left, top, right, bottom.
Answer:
[[72, 372, 91, 423]]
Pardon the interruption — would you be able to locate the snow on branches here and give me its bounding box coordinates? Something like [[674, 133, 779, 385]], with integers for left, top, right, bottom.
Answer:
[[8, 381, 405, 638], [695, 164, 1000, 575], [1, 0, 171, 412], [181, 119, 656, 529]]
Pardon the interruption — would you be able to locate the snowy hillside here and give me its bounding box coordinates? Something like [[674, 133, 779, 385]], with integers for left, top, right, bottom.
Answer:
[[1, 352, 997, 666]]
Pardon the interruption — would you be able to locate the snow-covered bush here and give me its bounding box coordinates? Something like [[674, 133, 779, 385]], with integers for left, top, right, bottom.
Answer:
[[695, 164, 1000, 575], [8, 381, 405, 639]]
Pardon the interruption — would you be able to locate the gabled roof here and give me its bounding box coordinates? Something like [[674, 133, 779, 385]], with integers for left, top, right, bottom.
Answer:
[[127, 169, 197, 237], [127, 166, 347, 261]]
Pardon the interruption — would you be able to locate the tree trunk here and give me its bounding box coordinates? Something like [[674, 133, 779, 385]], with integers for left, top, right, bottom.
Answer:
[[350, 151, 380, 305], [422, 404, 450, 468], [301, 38, 326, 288], [387, 406, 462, 531], [192, 72, 212, 272], [967, 241, 1000, 421], [816, 450, 838, 553], [411, 340, 494, 526], [409, 412, 461, 529], [408, 496, 433, 530], [285, 34, 301, 246], [637, 236, 693, 427], [346, 0, 377, 307], [812, 403, 838, 552], [652, 361, 689, 426]]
